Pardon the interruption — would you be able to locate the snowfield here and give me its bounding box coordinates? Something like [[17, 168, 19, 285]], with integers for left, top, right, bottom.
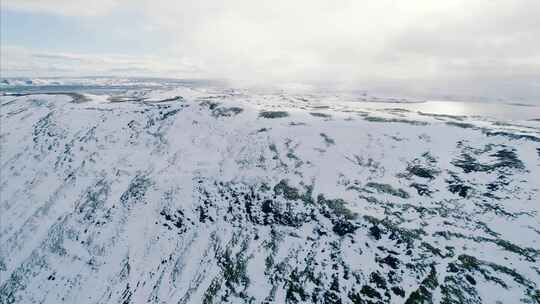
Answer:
[[1, 85, 539, 304]]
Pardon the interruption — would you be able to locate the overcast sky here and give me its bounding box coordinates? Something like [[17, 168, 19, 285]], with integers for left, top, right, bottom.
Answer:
[[1, 0, 539, 101]]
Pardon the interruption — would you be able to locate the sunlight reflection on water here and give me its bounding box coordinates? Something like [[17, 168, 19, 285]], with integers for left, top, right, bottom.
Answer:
[[354, 101, 540, 121]]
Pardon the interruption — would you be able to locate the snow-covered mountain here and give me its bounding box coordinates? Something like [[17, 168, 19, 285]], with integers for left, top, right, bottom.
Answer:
[[1, 85, 539, 303], [0, 77, 176, 87]]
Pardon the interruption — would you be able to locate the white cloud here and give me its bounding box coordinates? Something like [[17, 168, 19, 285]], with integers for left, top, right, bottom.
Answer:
[[1, 0, 123, 16], [0, 45, 202, 77], [2, 0, 539, 100]]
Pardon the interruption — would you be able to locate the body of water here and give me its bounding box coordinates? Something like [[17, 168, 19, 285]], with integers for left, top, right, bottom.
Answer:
[[352, 100, 540, 121]]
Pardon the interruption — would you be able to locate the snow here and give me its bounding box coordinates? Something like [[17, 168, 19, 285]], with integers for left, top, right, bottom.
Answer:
[[1, 82, 539, 303]]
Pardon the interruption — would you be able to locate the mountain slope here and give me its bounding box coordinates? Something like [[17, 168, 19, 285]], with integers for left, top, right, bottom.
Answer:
[[1, 88, 539, 303]]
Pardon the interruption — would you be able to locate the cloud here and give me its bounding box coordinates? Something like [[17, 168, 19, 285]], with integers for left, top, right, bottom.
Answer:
[[0, 45, 202, 77], [1, 0, 123, 16], [2, 0, 539, 101]]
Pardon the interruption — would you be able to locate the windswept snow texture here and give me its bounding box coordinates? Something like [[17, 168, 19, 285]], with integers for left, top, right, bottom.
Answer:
[[1, 86, 540, 304]]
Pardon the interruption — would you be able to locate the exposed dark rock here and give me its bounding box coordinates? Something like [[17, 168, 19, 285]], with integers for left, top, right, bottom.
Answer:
[[364, 116, 429, 126], [332, 220, 357, 236], [378, 255, 400, 270], [410, 183, 433, 196], [212, 106, 243, 117], [259, 111, 289, 119], [366, 182, 410, 199], [310, 112, 332, 118], [320, 133, 335, 145]]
